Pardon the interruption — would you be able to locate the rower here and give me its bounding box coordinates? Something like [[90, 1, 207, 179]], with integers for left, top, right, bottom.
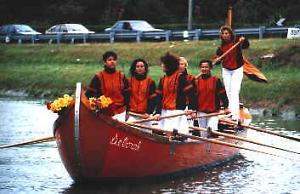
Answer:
[[127, 58, 157, 128], [85, 51, 130, 121], [192, 59, 229, 137], [155, 52, 196, 134]]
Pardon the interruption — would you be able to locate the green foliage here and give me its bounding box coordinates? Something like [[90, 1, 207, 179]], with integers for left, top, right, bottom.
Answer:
[[1, 0, 300, 27], [0, 38, 300, 113]]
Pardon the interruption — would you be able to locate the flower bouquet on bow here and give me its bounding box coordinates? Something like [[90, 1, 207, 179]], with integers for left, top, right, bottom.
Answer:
[[47, 94, 74, 115], [88, 95, 116, 116]]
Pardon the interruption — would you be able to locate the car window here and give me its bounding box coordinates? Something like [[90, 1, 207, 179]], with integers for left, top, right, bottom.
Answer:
[[122, 22, 132, 30], [8, 25, 16, 34], [48, 26, 58, 32], [131, 21, 154, 30], [114, 23, 123, 30], [68, 24, 88, 32], [0, 26, 8, 34], [60, 25, 67, 32], [15, 25, 34, 32]]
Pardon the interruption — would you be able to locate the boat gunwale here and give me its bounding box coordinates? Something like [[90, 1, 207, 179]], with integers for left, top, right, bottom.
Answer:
[[53, 90, 246, 146]]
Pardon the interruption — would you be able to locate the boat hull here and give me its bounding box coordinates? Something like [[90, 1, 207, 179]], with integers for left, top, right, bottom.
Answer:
[[54, 92, 246, 181]]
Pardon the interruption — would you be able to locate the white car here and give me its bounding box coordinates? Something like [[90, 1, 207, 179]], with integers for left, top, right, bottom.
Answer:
[[45, 24, 94, 34], [104, 20, 163, 33]]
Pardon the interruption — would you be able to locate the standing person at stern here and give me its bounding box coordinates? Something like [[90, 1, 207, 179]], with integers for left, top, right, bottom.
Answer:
[[214, 25, 249, 121]]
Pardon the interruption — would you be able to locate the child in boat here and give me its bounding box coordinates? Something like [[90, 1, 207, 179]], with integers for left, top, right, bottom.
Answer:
[[193, 60, 228, 136], [127, 59, 157, 126], [85, 51, 130, 121], [178, 56, 195, 126], [213, 25, 249, 121], [155, 52, 196, 134]]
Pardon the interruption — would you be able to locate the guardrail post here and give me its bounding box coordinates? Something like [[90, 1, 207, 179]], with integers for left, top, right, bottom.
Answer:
[[259, 26, 266, 39], [83, 34, 87, 43], [57, 34, 61, 44], [165, 30, 171, 42], [31, 35, 35, 44], [194, 29, 202, 40], [110, 32, 115, 43], [5, 36, 10, 43], [136, 31, 142, 43]]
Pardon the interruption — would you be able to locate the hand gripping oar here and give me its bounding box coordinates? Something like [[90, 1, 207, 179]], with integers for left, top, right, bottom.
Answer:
[[192, 111, 230, 119], [0, 136, 55, 149], [213, 40, 243, 64], [189, 126, 300, 155], [220, 118, 300, 142], [125, 122, 298, 161], [195, 40, 243, 79]]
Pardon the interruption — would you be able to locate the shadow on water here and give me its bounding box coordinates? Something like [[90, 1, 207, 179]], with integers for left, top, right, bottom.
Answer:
[[62, 155, 252, 194]]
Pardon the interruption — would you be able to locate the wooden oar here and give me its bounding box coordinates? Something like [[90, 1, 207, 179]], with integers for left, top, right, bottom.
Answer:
[[132, 111, 228, 124], [220, 118, 300, 142], [132, 111, 196, 124], [195, 40, 243, 79], [189, 126, 300, 155], [128, 112, 148, 118], [125, 122, 297, 161], [213, 40, 242, 65], [192, 111, 230, 119], [0, 136, 55, 149]]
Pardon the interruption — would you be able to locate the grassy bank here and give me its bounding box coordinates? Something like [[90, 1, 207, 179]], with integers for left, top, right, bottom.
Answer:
[[0, 38, 300, 114]]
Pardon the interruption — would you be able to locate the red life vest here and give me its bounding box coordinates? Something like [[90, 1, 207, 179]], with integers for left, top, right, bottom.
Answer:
[[196, 75, 218, 113], [186, 73, 194, 83], [185, 73, 194, 105], [220, 41, 239, 70], [96, 70, 125, 114], [129, 76, 155, 113], [161, 72, 180, 110]]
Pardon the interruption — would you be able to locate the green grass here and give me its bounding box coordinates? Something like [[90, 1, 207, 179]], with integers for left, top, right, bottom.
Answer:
[[0, 38, 300, 114]]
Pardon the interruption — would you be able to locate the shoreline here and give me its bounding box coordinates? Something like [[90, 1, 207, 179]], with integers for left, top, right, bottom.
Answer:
[[1, 39, 299, 118], [0, 89, 299, 120]]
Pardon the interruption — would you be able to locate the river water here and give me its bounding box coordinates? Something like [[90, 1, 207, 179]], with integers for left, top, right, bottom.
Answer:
[[0, 99, 300, 194]]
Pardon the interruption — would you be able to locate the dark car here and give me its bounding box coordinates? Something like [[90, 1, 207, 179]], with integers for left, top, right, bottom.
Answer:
[[104, 20, 163, 33], [0, 24, 41, 36], [0, 24, 41, 43]]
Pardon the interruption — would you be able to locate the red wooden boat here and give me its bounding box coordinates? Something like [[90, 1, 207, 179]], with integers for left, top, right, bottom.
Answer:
[[53, 83, 247, 182]]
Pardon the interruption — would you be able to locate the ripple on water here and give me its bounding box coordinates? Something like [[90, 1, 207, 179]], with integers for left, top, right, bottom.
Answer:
[[0, 101, 300, 193]]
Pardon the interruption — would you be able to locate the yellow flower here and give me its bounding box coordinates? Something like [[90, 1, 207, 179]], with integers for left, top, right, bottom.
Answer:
[[99, 95, 112, 108], [48, 94, 74, 113], [88, 95, 113, 111]]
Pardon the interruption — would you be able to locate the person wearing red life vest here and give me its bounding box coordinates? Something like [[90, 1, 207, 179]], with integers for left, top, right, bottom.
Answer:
[[214, 25, 249, 121], [194, 60, 228, 136], [127, 59, 157, 127], [85, 51, 130, 121], [155, 52, 196, 134]]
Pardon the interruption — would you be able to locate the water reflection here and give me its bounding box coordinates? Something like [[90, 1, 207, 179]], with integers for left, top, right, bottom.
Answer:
[[0, 99, 300, 193]]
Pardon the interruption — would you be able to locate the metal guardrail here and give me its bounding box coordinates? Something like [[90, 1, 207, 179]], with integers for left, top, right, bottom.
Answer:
[[0, 26, 297, 44]]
